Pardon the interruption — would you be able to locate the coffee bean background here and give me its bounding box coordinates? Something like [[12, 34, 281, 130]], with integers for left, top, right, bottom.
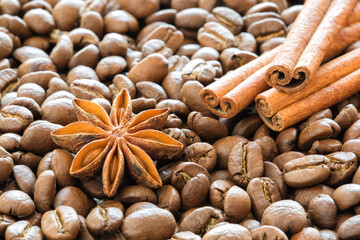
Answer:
[[1, 0, 360, 239]]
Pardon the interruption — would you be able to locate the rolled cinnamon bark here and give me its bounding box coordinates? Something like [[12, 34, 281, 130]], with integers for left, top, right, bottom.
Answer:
[[266, 0, 356, 93], [348, 0, 360, 24], [258, 68, 360, 132], [256, 47, 360, 118], [199, 46, 278, 108], [324, 22, 360, 62], [209, 66, 270, 118]]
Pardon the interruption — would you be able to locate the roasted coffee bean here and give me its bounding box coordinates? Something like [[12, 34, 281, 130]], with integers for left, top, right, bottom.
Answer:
[[34, 170, 56, 213], [191, 47, 219, 61], [333, 184, 360, 211], [0, 190, 35, 218], [114, 185, 157, 206], [281, 5, 302, 25], [145, 9, 177, 24], [80, 178, 106, 199], [0, 105, 33, 133], [202, 223, 252, 240], [247, 18, 286, 44], [232, 115, 263, 139], [86, 206, 123, 236], [253, 124, 271, 140], [0, 214, 15, 238], [0, 133, 21, 152], [298, 108, 333, 131], [131, 97, 157, 113], [182, 59, 216, 85], [273, 151, 305, 170], [13, 46, 49, 63], [284, 155, 330, 188], [247, 177, 281, 218], [344, 119, 360, 142], [5, 220, 43, 240], [171, 231, 201, 240], [41, 205, 80, 240], [290, 227, 321, 240], [142, 39, 173, 58], [254, 136, 278, 162], [243, 12, 281, 29], [181, 81, 211, 114], [122, 207, 176, 240], [326, 151, 357, 186], [99, 33, 128, 57], [187, 111, 228, 142], [95, 56, 127, 81], [223, 0, 257, 14], [263, 161, 287, 198], [308, 194, 337, 229], [342, 139, 360, 160], [8, 97, 41, 120], [261, 200, 307, 234], [54, 186, 94, 217], [250, 225, 288, 240], [337, 215, 360, 239], [137, 81, 168, 102], [12, 151, 41, 172], [175, 8, 209, 30], [319, 230, 338, 240], [177, 44, 201, 58], [12, 164, 36, 197], [157, 185, 181, 214], [0, 157, 14, 185], [184, 142, 216, 171], [206, 7, 243, 34], [294, 184, 334, 209], [213, 136, 248, 170], [197, 22, 235, 52], [104, 10, 139, 34], [209, 180, 234, 209], [111, 74, 136, 99], [67, 65, 99, 85], [334, 104, 359, 131], [220, 48, 257, 73], [308, 139, 342, 154], [70, 79, 111, 100], [178, 206, 224, 236], [168, 55, 190, 72], [228, 141, 263, 187], [124, 202, 158, 217], [260, 37, 285, 53]]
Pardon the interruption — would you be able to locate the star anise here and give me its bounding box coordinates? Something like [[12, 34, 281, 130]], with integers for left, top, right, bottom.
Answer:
[[51, 89, 183, 197]]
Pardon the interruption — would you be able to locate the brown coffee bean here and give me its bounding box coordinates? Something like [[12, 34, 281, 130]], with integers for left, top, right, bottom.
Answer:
[[223, 0, 257, 14], [255, 136, 278, 162], [325, 151, 357, 186], [178, 206, 224, 236], [342, 139, 360, 160], [0, 105, 34, 133], [337, 215, 360, 239], [142, 39, 173, 58], [281, 5, 302, 25], [54, 186, 93, 217], [128, 53, 169, 84], [243, 12, 281, 29], [50, 35, 73, 71], [232, 115, 262, 139], [176, 44, 201, 58], [276, 127, 297, 154], [319, 230, 338, 240], [41, 205, 80, 240], [8, 97, 41, 120], [247, 18, 286, 43], [333, 184, 360, 211], [188, 111, 228, 142], [0, 157, 14, 185], [125, 202, 158, 217], [273, 151, 305, 170], [157, 185, 181, 214], [78, 215, 96, 240], [171, 231, 201, 240], [98, 201, 124, 213], [207, 7, 243, 34], [180, 80, 209, 113], [5, 220, 43, 240], [308, 139, 342, 155], [168, 55, 190, 72], [99, 33, 128, 57], [209, 180, 234, 209], [164, 115, 183, 129], [104, 10, 139, 34], [247, 177, 281, 218], [17, 83, 46, 106], [202, 223, 252, 240], [68, 28, 99, 48], [182, 59, 216, 85], [191, 47, 219, 61], [235, 32, 257, 53], [181, 128, 201, 146], [298, 108, 333, 131], [34, 170, 56, 214], [284, 155, 330, 188], [17, 57, 57, 78], [290, 227, 321, 240], [264, 161, 287, 198], [86, 206, 123, 235], [251, 225, 288, 240], [175, 8, 209, 30], [131, 97, 157, 113], [70, 79, 111, 100], [114, 185, 157, 206], [111, 74, 136, 99], [0, 190, 35, 218], [68, 44, 99, 69], [228, 141, 263, 187], [344, 119, 360, 142], [162, 71, 184, 101], [261, 200, 307, 234], [0, 214, 15, 238], [20, 120, 62, 155], [260, 36, 285, 53], [137, 81, 168, 102], [246, 2, 280, 15], [119, 0, 159, 18], [298, 118, 341, 150], [0, 32, 13, 59], [12, 151, 41, 172], [198, 21, 235, 51], [80, 11, 104, 38], [13, 164, 36, 197], [294, 184, 334, 209], [23, 36, 49, 51], [95, 56, 127, 81], [80, 178, 106, 199], [13, 46, 49, 63], [220, 48, 257, 73], [0, 133, 21, 152], [122, 207, 176, 240], [41, 98, 77, 125], [334, 104, 358, 132], [213, 136, 248, 170], [24, 8, 54, 34], [67, 65, 99, 85], [184, 142, 216, 172], [145, 9, 177, 24], [308, 194, 337, 229]]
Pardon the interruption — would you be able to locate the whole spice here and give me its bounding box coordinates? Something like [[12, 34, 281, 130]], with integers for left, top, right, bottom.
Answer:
[[51, 89, 183, 197]]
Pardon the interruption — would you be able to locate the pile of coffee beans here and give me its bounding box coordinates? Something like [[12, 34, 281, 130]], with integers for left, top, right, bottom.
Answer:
[[1, 0, 360, 239]]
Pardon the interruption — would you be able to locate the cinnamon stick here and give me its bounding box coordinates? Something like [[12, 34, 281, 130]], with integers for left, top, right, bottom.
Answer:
[[348, 0, 360, 25], [256, 47, 360, 118], [258, 68, 360, 131], [324, 22, 360, 62], [199, 46, 278, 108], [265, 0, 356, 93]]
